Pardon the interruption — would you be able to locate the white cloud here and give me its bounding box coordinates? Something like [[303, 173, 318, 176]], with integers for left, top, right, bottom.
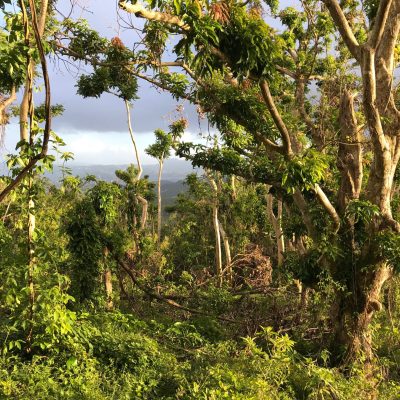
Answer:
[[0, 123, 211, 167]]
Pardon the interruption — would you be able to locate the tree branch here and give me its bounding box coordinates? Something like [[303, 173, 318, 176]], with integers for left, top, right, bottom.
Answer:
[[322, 0, 361, 60], [253, 131, 285, 155], [259, 80, 292, 156], [314, 184, 340, 232], [118, 1, 190, 31], [275, 65, 297, 79], [292, 189, 318, 240], [117, 255, 237, 323], [368, 0, 393, 49]]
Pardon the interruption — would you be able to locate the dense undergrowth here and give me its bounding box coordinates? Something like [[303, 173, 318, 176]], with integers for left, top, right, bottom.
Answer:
[[1, 306, 400, 399], [1, 174, 400, 399]]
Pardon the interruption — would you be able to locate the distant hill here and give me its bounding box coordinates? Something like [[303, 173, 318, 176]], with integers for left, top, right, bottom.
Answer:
[[43, 158, 201, 183], [0, 159, 200, 208]]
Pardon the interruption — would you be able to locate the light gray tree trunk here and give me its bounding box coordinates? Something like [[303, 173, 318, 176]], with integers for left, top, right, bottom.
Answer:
[[125, 100, 148, 230], [266, 192, 285, 267], [157, 159, 163, 248], [218, 222, 232, 283], [205, 170, 223, 287]]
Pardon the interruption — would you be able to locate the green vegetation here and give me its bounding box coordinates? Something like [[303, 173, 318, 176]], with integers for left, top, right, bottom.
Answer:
[[2, 0, 400, 399]]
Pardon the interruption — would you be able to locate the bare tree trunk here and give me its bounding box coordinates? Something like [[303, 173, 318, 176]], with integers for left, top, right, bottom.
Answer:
[[205, 170, 223, 287], [20, 0, 48, 141], [137, 196, 148, 229], [218, 221, 232, 284], [104, 269, 113, 311], [157, 159, 163, 248], [125, 100, 148, 230], [212, 204, 223, 287], [266, 193, 285, 267], [230, 175, 237, 200], [102, 247, 113, 310]]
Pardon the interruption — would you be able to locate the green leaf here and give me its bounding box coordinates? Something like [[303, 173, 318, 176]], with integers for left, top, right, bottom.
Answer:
[[66, 356, 78, 369]]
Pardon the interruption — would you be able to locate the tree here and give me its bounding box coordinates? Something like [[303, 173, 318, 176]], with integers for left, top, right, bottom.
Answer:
[[113, 0, 400, 369], [146, 120, 186, 247], [146, 129, 173, 247]]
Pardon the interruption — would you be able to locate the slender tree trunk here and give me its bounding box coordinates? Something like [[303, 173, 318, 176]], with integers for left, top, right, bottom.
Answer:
[[20, 0, 48, 141], [266, 193, 285, 267], [125, 100, 148, 230], [218, 221, 232, 284], [137, 196, 148, 229], [205, 170, 223, 287], [157, 159, 163, 248], [21, 0, 49, 353], [102, 247, 113, 310], [26, 188, 35, 353], [230, 175, 237, 200], [212, 204, 223, 287], [104, 269, 113, 311]]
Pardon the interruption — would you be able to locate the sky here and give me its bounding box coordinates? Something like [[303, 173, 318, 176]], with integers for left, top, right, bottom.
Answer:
[[1, 0, 209, 166]]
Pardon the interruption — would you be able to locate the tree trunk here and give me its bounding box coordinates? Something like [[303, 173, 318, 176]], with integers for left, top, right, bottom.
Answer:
[[125, 100, 148, 230], [205, 170, 223, 286], [230, 175, 237, 200], [266, 193, 285, 267], [20, 1, 49, 353], [137, 195, 148, 230], [218, 221, 232, 284], [334, 263, 392, 370], [104, 269, 113, 311], [157, 160, 163, 248], [26, 193, 35, 353], [212, 204, 223, 287]]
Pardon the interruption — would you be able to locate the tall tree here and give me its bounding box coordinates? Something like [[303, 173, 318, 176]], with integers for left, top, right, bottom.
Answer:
[[146, 129, 173, 247], [146, 119, 185, 247]]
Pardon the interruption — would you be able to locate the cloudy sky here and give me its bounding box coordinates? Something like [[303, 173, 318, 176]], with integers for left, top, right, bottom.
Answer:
[[2, 0, 209, 165]]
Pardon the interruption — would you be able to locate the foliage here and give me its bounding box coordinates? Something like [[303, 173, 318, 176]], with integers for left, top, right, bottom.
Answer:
[[3, 0, 400, 398]]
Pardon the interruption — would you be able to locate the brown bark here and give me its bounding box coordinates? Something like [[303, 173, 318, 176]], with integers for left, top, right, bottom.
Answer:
[[336, 264, 392, 369], [20, 0, 48, 141]]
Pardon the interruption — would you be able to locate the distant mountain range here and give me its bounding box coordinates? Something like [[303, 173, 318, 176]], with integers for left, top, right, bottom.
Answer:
[[0, 159, 202, 207], [54, 159, 202, 207], [44, 158, 201, 183]]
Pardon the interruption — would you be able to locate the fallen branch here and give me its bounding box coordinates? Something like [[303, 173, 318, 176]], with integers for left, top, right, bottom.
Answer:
[[116, 255, 238, 323]]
